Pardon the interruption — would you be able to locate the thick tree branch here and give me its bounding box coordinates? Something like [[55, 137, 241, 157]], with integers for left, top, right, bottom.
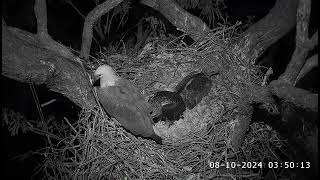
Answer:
[[33, 0, 82, 65], [80, 0, 124, 61], [269, 80, 318, 111], [295, 0, 311, 46], [261, 0, 318, 110], [234, 0, 299, 65], [227, 0, 300, 151], [35, 0, 48, 36], [279, 0, 316, 85], [2, 0, 95, 108], [140, 0, 210, 40], [2, 23, 95, 108]]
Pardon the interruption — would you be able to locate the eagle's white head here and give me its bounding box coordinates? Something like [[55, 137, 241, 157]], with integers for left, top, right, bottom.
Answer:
[[94, 65, 119, 87]]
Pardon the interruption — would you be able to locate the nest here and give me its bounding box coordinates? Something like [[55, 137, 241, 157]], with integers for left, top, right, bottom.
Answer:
[[38, 27, 291, 179]]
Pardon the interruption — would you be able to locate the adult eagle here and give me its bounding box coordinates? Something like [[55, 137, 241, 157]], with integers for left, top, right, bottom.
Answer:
[[93, 65, 162, 144]]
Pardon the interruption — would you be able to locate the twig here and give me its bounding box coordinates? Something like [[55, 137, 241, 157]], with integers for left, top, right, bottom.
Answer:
[[41, 99, 57, 107]]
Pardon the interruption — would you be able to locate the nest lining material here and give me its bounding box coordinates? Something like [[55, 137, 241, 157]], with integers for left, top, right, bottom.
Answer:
[[40, 32, 289, 179], [145, 59, 223, 142]]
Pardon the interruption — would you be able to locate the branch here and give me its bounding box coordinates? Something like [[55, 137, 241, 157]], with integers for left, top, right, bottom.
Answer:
[[248, 0, 317, 111], [295, 0, 311, 47], [140, 0, 210, 40], [278, 0, 316, 85], [2, 23, 96, 109], [234, 0, 299, 64], [80, 0, 124, 61], [225, 0, 299, 151], [64, 0, 102, 44], [269, 80, 318, 111], [34, 0, 82, 65], [296, 54, 318, 83]]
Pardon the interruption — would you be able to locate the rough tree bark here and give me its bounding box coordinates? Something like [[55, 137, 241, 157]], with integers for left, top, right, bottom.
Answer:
[[224, 0, 299, 150], [2, 0, 127, 109], [2, 21, 95, 108], [140, 0, 210, 40]]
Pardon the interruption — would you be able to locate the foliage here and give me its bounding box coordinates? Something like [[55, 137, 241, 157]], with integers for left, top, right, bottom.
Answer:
[[2, 108, 28, 136], [2, 107, 72, 141]]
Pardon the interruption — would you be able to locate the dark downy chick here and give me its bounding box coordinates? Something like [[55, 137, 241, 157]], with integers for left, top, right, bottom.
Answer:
[[175, 71, 219, 109], [148, 91, 186, 126]]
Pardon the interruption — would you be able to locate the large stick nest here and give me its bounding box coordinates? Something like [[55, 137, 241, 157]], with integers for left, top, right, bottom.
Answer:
[[38, 27, 290, 179]]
